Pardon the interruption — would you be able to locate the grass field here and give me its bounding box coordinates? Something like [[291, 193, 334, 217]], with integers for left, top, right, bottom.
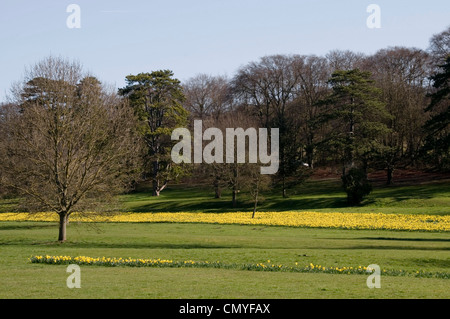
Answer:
[[1, 222, 449, 299], [118, 178, 450, 215], [1, 175, 449, 299]]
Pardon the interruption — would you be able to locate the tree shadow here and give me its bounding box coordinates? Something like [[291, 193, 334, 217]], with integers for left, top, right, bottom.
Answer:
[[401, 258, 450, 268], [125, 185, 350, 213], [328, 245, 450, 251], [0, 239, 244, 250], [128, 200, 254, 213], [357, 237, 450, 243], [371, 181, 450, 201], [0, 223, 56, 231], [262, 197, 349, 211]]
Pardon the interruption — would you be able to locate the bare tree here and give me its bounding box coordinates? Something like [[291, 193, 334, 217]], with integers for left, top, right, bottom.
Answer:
[[195, 109, 260, 208], [326, 50, 366, 72], [364, 47, 433, 183], [233, 54, 307, 197], [294, 55, 331, 168], [0, 56, 142, 242], [428, 26, 450, 65], [183, 74, 234, 198], [183, 74, 232, 121], [212, 111, 249, 208], [242, 163, 271, 218]]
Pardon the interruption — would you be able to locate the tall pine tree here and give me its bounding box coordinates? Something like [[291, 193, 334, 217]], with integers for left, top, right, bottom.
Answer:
[[319, 69, 391, 175], [423, 56, 450, 169], [119, 70, 189, 196], [318, 69, 390, 205]]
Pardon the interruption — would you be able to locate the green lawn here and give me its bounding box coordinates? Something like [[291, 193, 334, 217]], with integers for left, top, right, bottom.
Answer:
[[118, 178, 450, 215], [1, 178, 449, 299], [0, 221, 449, 299], [2, 177, 450, 215]]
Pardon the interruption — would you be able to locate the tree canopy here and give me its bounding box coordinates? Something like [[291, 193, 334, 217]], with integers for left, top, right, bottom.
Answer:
[[119, 70, 189, 196], [0, 57, 141, 241]]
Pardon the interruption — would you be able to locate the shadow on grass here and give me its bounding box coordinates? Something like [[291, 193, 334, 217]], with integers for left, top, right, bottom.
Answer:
[[403, 258, 450, 268], [120, 180, 352, 213], [358, 237, 450, 243], [129, 197, 353, 213], [0, 223, 56, 231], [333, 245, 450, 251], [128, 180, 450, 213], [124, 179, 450, 213], [3, 178, 450, 214], [0, 239, 243, 250], [126, 198, 351, 213], [262, 197, 349, 211], [124, 184, 350, 213], [129, 199, 252, 213], [366, 181, 450, 203], [4, 239, 447, 251]]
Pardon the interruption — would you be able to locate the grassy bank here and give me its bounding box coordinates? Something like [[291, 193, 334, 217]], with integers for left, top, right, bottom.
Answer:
[[117, 178, 450, 215]]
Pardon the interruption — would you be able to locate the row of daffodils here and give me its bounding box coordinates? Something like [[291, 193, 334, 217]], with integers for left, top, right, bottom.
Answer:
[[1, 211, 449, 232], [29, 255, 450, 279]]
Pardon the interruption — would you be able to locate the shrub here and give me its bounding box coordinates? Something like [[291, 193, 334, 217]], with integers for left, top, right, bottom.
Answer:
[[341, 168, 372, 206]]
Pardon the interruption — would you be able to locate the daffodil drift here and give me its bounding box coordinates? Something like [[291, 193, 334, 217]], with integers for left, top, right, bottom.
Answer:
[[3, 211, 449, 232], [29, 255, 450, 279]]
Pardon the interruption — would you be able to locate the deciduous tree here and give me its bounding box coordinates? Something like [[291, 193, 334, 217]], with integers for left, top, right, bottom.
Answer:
[[0, 56, 142, 242], [233, 54, 307, 197], [364, 47, 432, 183]]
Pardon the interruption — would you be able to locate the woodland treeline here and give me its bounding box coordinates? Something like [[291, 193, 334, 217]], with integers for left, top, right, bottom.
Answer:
[[178, 26, 450, 204], [0, 27, 449, 241]]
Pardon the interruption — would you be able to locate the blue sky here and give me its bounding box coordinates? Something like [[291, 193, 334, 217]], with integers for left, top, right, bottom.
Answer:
[[1, 0, 449, 102]]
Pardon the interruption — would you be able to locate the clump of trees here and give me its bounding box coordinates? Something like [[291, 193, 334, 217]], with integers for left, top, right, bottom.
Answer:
[[1, 26, 449, 241], [181, 26, 449, 206]]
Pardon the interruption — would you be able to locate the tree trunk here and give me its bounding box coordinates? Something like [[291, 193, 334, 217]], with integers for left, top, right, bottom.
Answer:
[[282, 176, 287, 198], [252, 189, 259, 219], [214, 177, 221, 199], [58, 212, 68, 242], [152, 160, 160, 197], [232, 165, 238, 207], [387, 167, 394, 185], [306, 141, 314, 169], [232, 189, 238, 208], [152, 179, 160, 197], [214, 187, 221, 199], [342, 164, 346, 179]]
